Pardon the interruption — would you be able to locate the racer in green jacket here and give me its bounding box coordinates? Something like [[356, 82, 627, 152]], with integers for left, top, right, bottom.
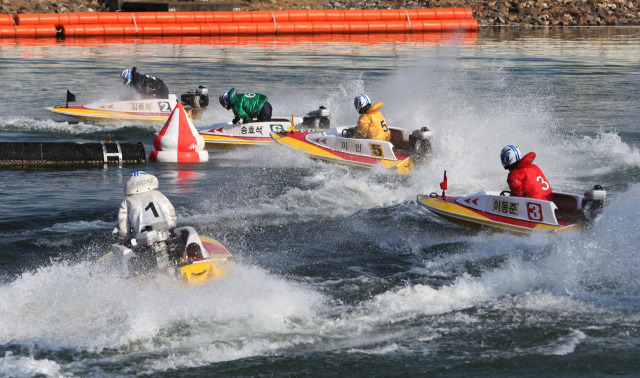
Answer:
[[219, 88, 272, 124]]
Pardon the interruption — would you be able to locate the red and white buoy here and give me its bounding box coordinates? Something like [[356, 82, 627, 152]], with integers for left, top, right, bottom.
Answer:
[[149, 102, 209, 163]]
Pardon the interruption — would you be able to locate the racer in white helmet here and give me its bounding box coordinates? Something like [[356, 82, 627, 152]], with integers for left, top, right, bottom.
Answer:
[[117, 171, 177, 242], [354, 94, 371, 114], [501, 145, 553, 201], [348, 94, 390, 142], [219, 91, 230, 110], [500, 145, 522, 169], [121, 67, 169, 99]]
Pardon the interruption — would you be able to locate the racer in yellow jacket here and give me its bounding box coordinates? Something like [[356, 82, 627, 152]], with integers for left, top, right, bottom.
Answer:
[[352, 94, 391, 142]]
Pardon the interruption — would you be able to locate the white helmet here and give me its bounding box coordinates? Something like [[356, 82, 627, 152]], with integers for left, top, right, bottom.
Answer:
[[125, 171, 159, 195], [219, 91, 230, 109], [500, 145, 522, 169], [354, 94, 371, 114], [121, 69, 132, 86]]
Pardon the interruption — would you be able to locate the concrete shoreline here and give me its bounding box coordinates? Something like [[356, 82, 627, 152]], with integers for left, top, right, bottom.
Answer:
[[1, 1, 638, 26]]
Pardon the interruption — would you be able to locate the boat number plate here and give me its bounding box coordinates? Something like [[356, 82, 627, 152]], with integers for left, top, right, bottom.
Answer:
[[158, 101, 171, 112], [526, 202, 543, 221], [370, 143, 384, 157], [270, 124, 284, 132], [492, 199, 519, 216]]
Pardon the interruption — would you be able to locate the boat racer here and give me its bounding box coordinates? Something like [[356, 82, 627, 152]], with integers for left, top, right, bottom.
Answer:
[[117, 171, 178, 272], [121, 67, 169, 99], [500, 145, 553, 201], [219, 88, 272, 124], [347, 94, 391, 142]]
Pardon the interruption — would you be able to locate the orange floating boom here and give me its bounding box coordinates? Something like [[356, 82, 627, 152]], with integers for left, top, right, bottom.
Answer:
[[7, 8, 477, 38], [16, 8, 474, 26]]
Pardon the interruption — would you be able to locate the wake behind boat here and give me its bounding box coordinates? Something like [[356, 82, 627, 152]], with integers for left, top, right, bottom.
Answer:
[[46, 87, 209, 124], [198, 106, 330, 149], [417, 184, 607, 234], [271, 125, 433, 174], [101, 226, 232, 285]]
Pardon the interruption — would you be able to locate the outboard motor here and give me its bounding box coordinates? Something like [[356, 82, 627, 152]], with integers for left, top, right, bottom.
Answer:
[[410, 127, 433, 157], [196, 86, 209, 107], [582, 185, 606, 220], [135, 226, 173, 269], [181, 85, 209, 120], [302, 106, 330, 129], [135, 228, 170, 247]]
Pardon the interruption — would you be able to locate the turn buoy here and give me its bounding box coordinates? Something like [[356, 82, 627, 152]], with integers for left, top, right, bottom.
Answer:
[[149, 101, 209, 163]]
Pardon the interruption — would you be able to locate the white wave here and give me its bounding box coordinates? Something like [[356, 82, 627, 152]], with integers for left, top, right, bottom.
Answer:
[[0, 117, 110, 134], [0, 260, 326, 372], [543, 329, 587, 356], [346, 342, 403, 355], [349, 185, 640, 326], [0, 116, 163, 135], [549, 183, 640, 299], [43, 220, 114, 233], [0, 351, 63, 378], [182, 168, 410, 229]]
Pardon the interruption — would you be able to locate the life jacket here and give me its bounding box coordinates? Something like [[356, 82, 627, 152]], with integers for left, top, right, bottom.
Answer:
[[117, 190, 177, 240], [507, 152, 553, 201], [354, 102, 391, 142], [131, 68, 168, 99], [229, 88, 268, 123]]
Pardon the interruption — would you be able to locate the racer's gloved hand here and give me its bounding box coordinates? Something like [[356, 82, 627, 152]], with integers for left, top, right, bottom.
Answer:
[[232, 117, 240, 124], [342, 127, 356, 138]]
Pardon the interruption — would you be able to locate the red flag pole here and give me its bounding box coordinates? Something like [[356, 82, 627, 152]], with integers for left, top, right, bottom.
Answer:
[[440, 170, 447, 197]]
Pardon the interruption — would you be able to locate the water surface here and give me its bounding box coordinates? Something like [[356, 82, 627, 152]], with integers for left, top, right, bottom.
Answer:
[[1, 28, 639, 376]]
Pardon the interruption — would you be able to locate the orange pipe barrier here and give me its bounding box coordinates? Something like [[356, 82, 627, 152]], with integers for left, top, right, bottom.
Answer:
[[0, 24, 57, 38], [8, 8, 478, 38], [60, 18, 477, 37], [0, 14, 13, 25], [15, 8, 474, 26], [230, 11, 273, 23]]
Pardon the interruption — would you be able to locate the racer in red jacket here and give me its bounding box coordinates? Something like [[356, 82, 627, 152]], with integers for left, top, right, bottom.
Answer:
[[500, 145, 553, 201]]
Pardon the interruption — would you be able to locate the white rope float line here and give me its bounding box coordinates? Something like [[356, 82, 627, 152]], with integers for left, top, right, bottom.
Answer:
[[131, 12, 138, 35], [271, 11, 277, 35], [404, 8, 411, 32]]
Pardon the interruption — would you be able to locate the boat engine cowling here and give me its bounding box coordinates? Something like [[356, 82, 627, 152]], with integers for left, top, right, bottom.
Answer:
[[181, 86, 209, 120], [302, 106, 330, 129], [410, 126, 433, 156], [135, 229, 170, 247], [181, 85, 209, 109], [582, 184, 607, 219]]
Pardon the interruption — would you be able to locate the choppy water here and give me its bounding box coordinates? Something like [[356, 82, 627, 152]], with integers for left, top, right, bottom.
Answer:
[[1, 28, 640, 377]]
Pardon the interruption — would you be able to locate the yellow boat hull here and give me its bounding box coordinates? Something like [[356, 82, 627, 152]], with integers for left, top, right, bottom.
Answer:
[[46, 94, 183, 124], [177, 258, 231, 285], [47, 106, 171, 124], [416, 195, 576, 234], [177, 235, 232, 286], [271, 130, 415, 174], [201, 134, 274, 149]]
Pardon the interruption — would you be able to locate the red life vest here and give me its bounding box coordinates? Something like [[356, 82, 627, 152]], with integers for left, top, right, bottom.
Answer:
[[507, 152, 553, 201]]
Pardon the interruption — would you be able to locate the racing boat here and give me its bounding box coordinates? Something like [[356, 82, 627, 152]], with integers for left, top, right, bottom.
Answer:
[[271, 125, 433, 174], [101, 226, 232, 285], [198, 106, 331, 149], [46, 87, 209, 124], [417, 182, 607, 234]]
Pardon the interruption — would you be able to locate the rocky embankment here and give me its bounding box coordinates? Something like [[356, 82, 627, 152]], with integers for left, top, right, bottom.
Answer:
[[1, 0, 639, 26]]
